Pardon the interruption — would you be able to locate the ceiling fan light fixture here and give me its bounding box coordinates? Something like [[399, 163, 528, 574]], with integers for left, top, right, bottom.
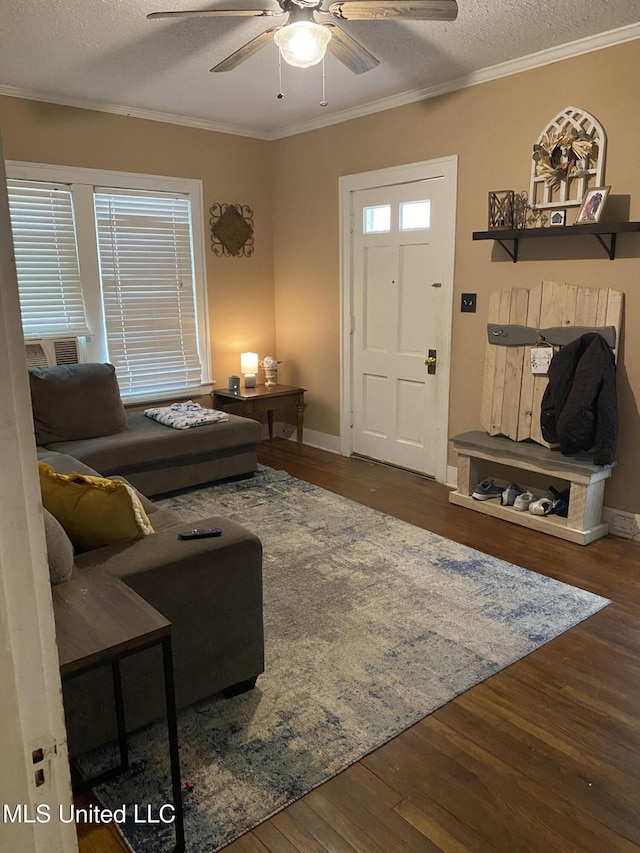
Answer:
[[274, 21, 331, 68]]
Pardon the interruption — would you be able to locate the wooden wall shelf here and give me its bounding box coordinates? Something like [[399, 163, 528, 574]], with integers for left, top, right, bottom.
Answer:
[[472, 222, 640, 262]]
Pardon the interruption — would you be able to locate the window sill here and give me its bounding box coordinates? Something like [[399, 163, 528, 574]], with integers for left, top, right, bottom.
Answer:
[[122, 383, 216, 408]]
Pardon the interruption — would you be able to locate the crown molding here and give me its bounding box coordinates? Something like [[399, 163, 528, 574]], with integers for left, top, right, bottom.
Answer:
[[1, 21, 639, 142], [269, 21, 640, 139], [0, 84, 270, 141]]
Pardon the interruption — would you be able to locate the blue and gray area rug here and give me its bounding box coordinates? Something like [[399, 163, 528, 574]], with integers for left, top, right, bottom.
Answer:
[[81, 466, 609, 852]]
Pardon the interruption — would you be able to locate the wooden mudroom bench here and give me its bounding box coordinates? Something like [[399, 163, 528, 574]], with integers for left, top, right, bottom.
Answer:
[[449, 431, 616, 545]]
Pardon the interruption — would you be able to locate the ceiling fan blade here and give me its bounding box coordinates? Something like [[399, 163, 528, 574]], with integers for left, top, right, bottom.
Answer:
[[210, 25, 280, 71], [147, 8, 282, 19], [329, 0, 458, 21], [323, 23, 379, 74]]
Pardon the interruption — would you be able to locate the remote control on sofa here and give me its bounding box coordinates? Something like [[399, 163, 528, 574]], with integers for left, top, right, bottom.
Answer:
[[178, 528, 223, 540]]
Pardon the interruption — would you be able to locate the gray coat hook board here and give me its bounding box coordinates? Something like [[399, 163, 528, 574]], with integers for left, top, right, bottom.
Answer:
[[487, 323, 616, 349]]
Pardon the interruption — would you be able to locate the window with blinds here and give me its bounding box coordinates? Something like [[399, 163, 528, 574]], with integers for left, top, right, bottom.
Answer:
[[7, 180, 89, 338], [94, 189, 203, 397], [6, 164, 209, 402]]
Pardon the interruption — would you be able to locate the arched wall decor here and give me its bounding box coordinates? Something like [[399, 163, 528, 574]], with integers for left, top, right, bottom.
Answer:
[[530, 106, 606, 210]]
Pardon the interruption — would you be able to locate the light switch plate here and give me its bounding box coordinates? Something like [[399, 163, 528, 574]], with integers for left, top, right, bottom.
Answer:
[[461, 293, 477, 313]]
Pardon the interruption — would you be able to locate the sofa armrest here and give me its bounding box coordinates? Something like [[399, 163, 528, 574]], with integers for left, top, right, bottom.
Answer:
[[74, 516, 264, 692], [73, 514, 259, 579]]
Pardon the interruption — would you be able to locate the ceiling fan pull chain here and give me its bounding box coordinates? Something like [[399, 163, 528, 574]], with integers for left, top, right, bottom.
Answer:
[[277, 49, 285, 99], [320, 55, 328, 107]]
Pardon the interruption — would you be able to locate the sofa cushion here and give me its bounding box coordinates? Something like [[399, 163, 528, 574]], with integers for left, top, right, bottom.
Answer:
[[29, 363, 127, 446], [37, 449, 102, 477], [38, 462, 154, 553], [43, 508, 74, 585], [44, 411, 261, 476], [37, 451, 160, 516]]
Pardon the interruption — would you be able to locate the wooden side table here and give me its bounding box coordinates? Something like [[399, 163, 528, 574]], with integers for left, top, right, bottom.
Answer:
[[53, 571, 185, 852], [213, 384, 306, 446]]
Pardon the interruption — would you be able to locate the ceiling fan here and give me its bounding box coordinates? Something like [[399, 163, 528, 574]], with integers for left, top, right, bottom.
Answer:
[[147, 0, 458, 73]]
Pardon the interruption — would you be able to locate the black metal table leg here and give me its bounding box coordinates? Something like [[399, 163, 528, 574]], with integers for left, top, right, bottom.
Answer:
[[71, 660, 130, 795], [162, 636, 185, 853]]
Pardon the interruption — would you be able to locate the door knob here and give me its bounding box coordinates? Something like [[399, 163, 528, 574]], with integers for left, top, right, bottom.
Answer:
[[425, 349, 437, 374]]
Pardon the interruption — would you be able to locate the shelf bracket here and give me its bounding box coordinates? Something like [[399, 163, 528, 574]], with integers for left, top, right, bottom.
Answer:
[[594, 232, 617, 260], [495, 238, 518, 263]]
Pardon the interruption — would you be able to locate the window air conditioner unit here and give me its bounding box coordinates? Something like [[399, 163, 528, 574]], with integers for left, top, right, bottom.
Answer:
[[24, 337, 83, 368]]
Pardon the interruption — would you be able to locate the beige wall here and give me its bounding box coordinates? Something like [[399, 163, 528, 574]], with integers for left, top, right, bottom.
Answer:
[[2, 39, 639, 513], [272, 38, 640, 513], [0, 96, 276, 387]]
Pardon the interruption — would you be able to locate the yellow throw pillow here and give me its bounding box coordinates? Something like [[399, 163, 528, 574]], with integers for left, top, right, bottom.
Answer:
[[38, 462, 154, 553]]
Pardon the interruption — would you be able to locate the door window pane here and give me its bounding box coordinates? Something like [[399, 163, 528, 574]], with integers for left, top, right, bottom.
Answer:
[[400, 200, 431, 231], [363, 205, 391, 233]]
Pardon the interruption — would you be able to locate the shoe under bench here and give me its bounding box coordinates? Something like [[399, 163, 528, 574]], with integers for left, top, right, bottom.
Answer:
[[449, 430, 616, 546]]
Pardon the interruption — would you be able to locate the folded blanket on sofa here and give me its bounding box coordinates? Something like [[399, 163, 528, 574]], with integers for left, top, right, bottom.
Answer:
[[144, 401, 230, 430]]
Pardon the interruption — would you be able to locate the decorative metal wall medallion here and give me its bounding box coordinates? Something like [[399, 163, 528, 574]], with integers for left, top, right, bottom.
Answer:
[[210, 203, 254, 257]]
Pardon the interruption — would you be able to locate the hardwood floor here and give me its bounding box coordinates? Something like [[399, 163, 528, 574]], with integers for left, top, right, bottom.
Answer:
[[78, 440, 640, 852]]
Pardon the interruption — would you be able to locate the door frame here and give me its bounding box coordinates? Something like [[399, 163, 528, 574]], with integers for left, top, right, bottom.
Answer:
[[339, 156, 458, 484], [0, 136, 77, 852]]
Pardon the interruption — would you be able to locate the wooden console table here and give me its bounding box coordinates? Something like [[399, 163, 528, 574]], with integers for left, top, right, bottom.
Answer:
[[213, 384, 306, 446], [449, 431, 615, 545], [53, 571, 185, 852]]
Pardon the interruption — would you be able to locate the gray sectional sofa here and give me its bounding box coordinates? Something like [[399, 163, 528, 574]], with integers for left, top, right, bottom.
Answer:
[[32, 364, 265, 757], [29, 362, 262, 496], [43, 450, 264, 756]]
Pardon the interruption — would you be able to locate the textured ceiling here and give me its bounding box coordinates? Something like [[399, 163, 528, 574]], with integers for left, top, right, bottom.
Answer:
[[0, 0, 639, 139]]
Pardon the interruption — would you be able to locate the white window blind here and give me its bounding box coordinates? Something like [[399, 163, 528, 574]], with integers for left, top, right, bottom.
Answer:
[[7, 180, 89, 338], [94, 189, 203, 397]]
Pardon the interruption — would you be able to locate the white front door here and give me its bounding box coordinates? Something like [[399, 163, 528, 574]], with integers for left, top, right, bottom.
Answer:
[[342, 159, 456, 480]]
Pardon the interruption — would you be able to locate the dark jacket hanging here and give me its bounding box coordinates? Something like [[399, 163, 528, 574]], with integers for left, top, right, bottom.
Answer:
[[540, 332, 618, 466]]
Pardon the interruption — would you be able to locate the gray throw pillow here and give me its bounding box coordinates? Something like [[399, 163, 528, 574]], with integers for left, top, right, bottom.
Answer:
[[43, 508, 74, 585], [29, 363, 127, 446]]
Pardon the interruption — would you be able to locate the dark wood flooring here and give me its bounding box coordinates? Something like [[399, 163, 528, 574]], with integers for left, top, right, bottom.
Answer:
[[78, 439, 640, 853]]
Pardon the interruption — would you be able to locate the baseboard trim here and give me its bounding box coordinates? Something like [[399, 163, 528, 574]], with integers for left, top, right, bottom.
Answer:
[[288, 426, 341, 454], [262, 421, 341, 454]]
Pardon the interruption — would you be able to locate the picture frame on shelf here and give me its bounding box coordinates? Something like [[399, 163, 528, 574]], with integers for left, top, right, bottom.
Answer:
[[549, 210, 566, 226], [575, 186, 610, 225]]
